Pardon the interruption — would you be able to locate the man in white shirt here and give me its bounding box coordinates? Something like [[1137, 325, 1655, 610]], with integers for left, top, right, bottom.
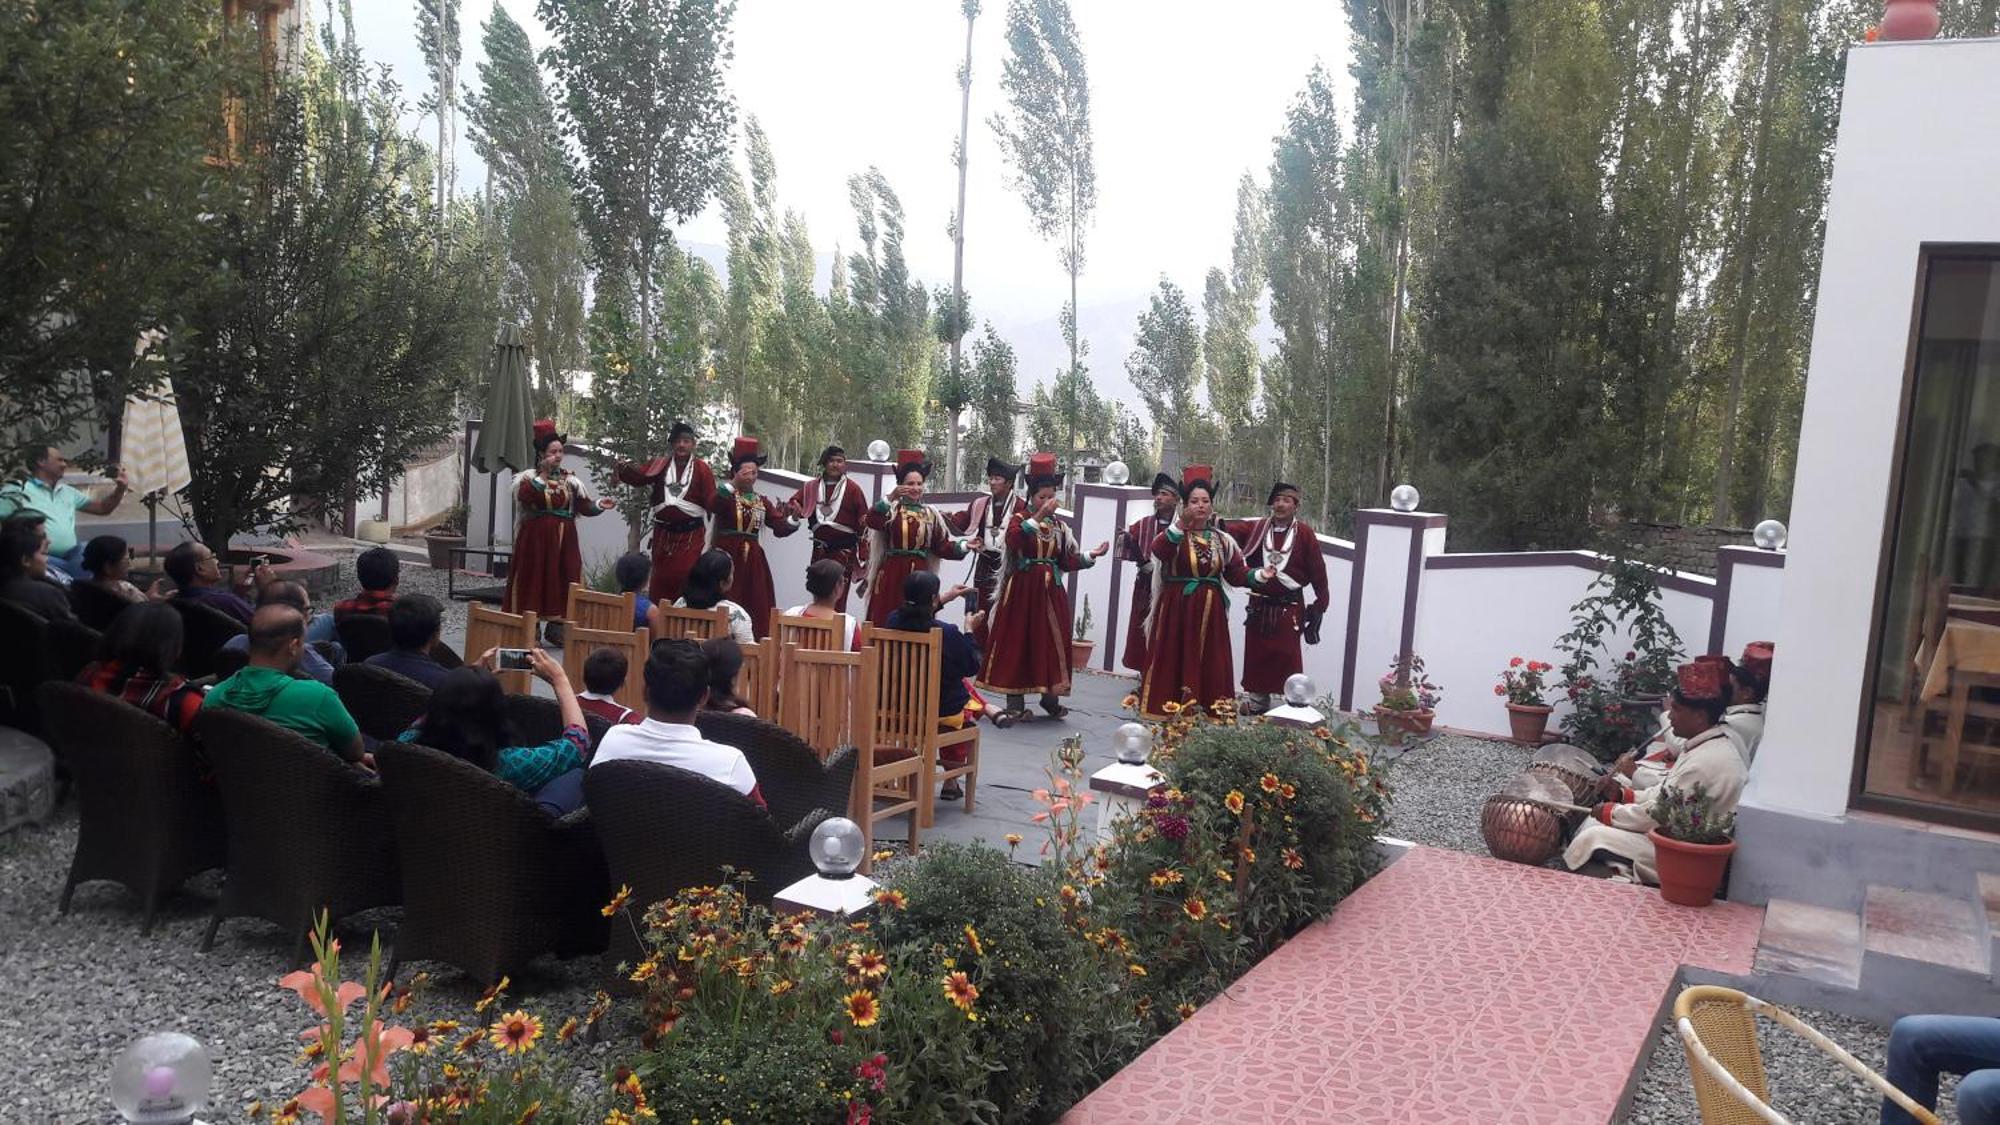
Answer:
[[591, 638, 766, 809]]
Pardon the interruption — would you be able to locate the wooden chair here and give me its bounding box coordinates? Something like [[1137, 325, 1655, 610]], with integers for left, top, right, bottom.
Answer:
[[1673, 985, 1937, 1124], [465, 603, 537, 693], [1904, 573, 1951, 731], [651, 604, 725, 641], [565, 583, 636, 633], [861, 624, 980, 828], [738, 639, 776, 718], [561, 625, 650, 713], [774, 610, 844, 652], [778, 642, 862, 758]]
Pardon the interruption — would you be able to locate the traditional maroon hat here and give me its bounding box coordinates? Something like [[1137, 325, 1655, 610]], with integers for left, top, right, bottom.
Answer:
[[1695, 653, 1735, 677], [1024, 452, 1063, 490], [1675, 660, 1727, 703], [1739, 641, 1774, 685], [1180, 464, 1215, 499], [728, 436, 767, 469], [531, 418, 563, 453], [894, 448, 931, 479]]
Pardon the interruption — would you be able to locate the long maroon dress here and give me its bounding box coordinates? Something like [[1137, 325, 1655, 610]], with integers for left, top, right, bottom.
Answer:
[[977, 511, 1093, 698], [1118, 509, 1173, 673], [1223, 516, 1330, 694], [711, 482, 798, 640], [1138, 525, 1249, 719], [505, 470, 602, 619], [861, 500, 969, 629], [616, 454, 716, 604]]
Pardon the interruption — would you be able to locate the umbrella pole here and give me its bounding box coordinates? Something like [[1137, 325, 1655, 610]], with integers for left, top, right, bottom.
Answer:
[[145, 490, 161, 567]]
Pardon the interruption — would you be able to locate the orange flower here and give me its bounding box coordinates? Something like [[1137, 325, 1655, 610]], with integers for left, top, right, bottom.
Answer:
[[844, 989, 881, 1028], [872, 888, 908, 911], [1259, 772, 1281, 793], [407, 1024, 435, 1055], [473, 975, 510, 1014], [277, 970, 366, 1018], [1161, 700, 1183, 715], [1282, 847, 1305, 870], [602, 884, 632, 917], [1004, 833, 1023, 848], [1280, 782, 1297, 801], [336, 1018, 414, 1087], [846, 948, 888, 981], [516, 1102, 543, 1124], [770, 977, 796, 996], [605, 1113, 636, 1125], [556, 1017, 580, 1044], [964, 924, 984, 957], [1127, 962, 1147, 977], [942, 971, 980, 1011], [1177, 1001, 1199, 1021], [1224, 790, 1245, 815], [1120, 693, 1139, 710], [1182, 897, 1209, 922], [454, 1028, 485, 1055], [271, 1098, 303, 1125], [489, 1010, 542, 1054], [1148, 868, 1183, 889]]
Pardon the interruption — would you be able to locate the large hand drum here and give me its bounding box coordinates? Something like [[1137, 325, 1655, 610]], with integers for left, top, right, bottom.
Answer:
[[1529, 743, 1607, 805], [1481, 771, 1574, 865]]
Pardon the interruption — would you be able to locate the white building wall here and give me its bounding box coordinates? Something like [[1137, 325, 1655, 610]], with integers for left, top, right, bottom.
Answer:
[[1751, 39, 2000, 819]]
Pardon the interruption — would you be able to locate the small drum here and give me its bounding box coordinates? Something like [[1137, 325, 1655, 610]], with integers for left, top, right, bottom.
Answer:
[[1530, 744, 1609, 804], [1481, 771, 1573, 866]]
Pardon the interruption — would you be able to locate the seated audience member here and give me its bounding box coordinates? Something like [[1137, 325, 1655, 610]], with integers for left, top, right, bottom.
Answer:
[[783, 557, 862, 650], [1562, 659, 1745, 885], [1882, 1014, 2000, 1125], [592, 638, 765, 808], [202, 605, 367, 766], [80, 534, 160, 605], [335, 546, 401, 619], [164, 540, 268, 626], [615, 551, 654, 631], [397, 647, 590, 816], [577, 647, 639, 725], [0, 513, 75, 621], [884, 569, 984, 800], [75, 603, 204, 734], [220, 581, 340, 683], [660, 549, 755, 645], [361, 594, 452, 690], [1723, 640, 1772, 765], [700, 637, 756, 716]]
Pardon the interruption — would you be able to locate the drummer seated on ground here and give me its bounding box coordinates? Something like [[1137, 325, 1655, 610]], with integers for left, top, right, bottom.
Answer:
[[1619, 642, 1774, 787], [1562, 660, 1746, 885]]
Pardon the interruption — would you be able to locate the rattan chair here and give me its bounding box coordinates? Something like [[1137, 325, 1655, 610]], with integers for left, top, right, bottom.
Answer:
[[46, 617, 101, 683], [38, 682, 225, 934], [560, 624, 649, 714], [565, 584, 636, 634], [194, 709, 400, 963], [170, 598, 248, 679], [651, 604, 725, 641], [68, 580, 134, 631], [333, 663, 432, 742], [862, 624, 979, 827], [695, 712, 858, 832], [465, 603, 537, 693], [502, 692, 612, 751], [374, 742, 609, 986], [335, 612, 395, 664], [0, 598, 50, 730], [1673, 985, 1939, 1124], [585, 760, 830, 971]]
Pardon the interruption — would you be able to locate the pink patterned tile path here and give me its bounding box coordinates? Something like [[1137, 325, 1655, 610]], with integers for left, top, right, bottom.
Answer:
[[1063, 846, 1763, 1125]]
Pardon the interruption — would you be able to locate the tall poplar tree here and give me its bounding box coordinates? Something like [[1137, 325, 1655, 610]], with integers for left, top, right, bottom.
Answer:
[[938, 0, 983, 487], [416, 0, 461, 233]]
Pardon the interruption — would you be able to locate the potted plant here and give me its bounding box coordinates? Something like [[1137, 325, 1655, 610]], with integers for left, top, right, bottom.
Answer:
[[1071, 594, 1096, 669], [1551, 555, 1687, 760], [1496, 657, 1555, 744], [1375, 653, 1440, 738], [424, 503, 469, 570], [1647, 782, 1737, 907]]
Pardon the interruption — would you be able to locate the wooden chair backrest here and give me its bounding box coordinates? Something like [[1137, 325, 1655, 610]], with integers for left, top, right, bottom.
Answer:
[[774, 611, 843, 653], [779, 642, 862, 757], [561, 625, 650, 713], [654, 604, 726, 642], [860, 625, 943, 757], [566, 584, 636, 634], [738, 640, 775, 718], [466, 603, 538, 693]]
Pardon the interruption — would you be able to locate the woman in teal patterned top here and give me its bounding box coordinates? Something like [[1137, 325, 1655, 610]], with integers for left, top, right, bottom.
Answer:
[[397, 647, 591, 815]]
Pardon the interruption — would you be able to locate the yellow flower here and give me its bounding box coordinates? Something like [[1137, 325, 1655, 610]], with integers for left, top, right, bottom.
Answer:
[[1127, 962, 1147, 977], [602, 884, 633, 917], [1224, 790, 1246, 815], [474, 975, 510, 1013], [1177, 1001, 1199, 1021], [729, 956, 756, 979], [1259, 772, 1281, 793], [454, 1028, 485, 1055], [629, 957, 660, 984], [1148, 868, 1183, 888], [489, 1010, 542, 1054], [1280, 782, 1297, 801], [873, 848, 896, 863], [1182, 897, 1208, 922], [964, 924, 984, 957], [1161, 700, 1183, 714], [516, 1101, 543, 1124], [1004, 833, 1023, 848], [843, 989, 881, 1028], [872, 888, 908, 911], [271, 1099, 303, 1125], [1120, 693, 1139, 710], [556, 1016, 580, 1044], [769, 978, 795, 996], [605, 1113, 635, 1125], [942, 970, 980, 1011], [1241, 847, 1257, 864], [846, 948, 888, 981]]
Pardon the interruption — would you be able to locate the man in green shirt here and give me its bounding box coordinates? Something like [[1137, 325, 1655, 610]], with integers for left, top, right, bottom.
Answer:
[[0, 445, 130, 581], [203, 605, 369, 767]]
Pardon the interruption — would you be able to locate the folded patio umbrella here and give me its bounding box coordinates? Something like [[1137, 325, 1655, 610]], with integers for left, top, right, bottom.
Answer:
[[472, 323, 533, 476], [118, 383, 195, 562]]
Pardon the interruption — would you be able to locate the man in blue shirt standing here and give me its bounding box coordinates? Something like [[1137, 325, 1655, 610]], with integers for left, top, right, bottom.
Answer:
[[0, 445, 131, 582]]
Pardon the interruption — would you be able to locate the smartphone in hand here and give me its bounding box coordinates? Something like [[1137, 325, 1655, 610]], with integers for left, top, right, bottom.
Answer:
[[495, 647, 535, 672]]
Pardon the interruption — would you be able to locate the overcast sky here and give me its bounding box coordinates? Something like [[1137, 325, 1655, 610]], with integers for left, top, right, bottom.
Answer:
[[347, 0, 1350, 403]]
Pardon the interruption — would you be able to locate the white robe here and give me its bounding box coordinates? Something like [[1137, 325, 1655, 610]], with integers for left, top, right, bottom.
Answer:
[[1630, 702, 1764, 787], [1721, 702, 1764, 766], [1563, 726, 1746, 884]]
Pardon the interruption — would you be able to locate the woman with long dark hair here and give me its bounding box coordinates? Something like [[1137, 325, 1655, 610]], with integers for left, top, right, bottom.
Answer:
[[1138, 465, 1249, 720], [397, 646, 591, 814], [658, 548, 755, 644], [886, 570, 985, 800], [700, 637, 757, 716], [75, 602, 203, 734]]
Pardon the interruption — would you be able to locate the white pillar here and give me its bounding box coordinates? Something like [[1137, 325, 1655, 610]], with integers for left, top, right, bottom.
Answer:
[[1337, 509, 1449, 712]]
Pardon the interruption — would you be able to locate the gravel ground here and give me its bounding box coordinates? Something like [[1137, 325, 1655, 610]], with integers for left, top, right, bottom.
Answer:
[[1379, 731, 1535, 853]]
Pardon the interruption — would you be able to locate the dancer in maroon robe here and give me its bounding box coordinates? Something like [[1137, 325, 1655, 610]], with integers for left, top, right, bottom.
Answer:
[[1224, 481, 1330, 714], [945, 455, 1026, 645], [614, 421, 715, 605], [977, 454, 1108, 727], [1139, 465, 1249, 720], [1118, 473, 1180, 674], [711, 436, 797, 640], [787, 445, 869, 613], [861, 448, 970, 629], [506, 420, 615, 634]]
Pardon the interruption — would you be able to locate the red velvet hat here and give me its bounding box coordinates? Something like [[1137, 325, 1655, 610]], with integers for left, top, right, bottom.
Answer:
[[728, 436, 767, 468], [1180, 464, 1215, 499], [1739, 641, 1774, 685], [1675, 660, 1727, 703], [1695, 653, 1735, 677], [1024, 452, 1063, 489], [894, 448, 931, 479], [531, 418, 564, 453]]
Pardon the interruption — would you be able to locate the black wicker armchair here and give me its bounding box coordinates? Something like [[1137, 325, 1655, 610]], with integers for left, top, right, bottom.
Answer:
[[335, 613, 394, 664], [68, 581, 134, 631], [373, 742, 608, 987], [0, 599, 49, 731], [194, 709, 400, 962], [334, 663, 432, 742], [170, 598, 247, 679], [585, 760, 829, 972], [37, 682, 226, 934], [504, 692, 611, 752], [695, 712, 857, 830], [47, 617, 101, 682]]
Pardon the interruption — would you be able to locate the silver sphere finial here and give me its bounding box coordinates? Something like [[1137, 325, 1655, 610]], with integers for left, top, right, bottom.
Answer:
[[810, 818, 867, 878], [1284, 673, 1316, 707], [1111, 721, 1152, 765], [1753, 519, 1787, 551], [1389, 484, 1420, 513], [1102, 460, 1130, 486], [111, 1032, 210, 1124], [866, 439, 892, 463]]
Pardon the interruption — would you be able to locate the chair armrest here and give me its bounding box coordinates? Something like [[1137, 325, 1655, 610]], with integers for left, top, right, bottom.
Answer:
[[938, 727, 979, 748], [821, 744, 858, 780], [783, 807, 833, 848]]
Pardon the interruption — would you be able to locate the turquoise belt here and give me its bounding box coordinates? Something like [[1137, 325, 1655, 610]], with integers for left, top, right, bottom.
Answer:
[[1180, 574, 1228, 608]]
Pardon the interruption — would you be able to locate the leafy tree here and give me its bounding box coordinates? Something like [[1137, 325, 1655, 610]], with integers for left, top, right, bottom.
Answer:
[[1125, 277, 1207, 462], [717, 119, 782, 446], [465, 4, 587, 420], [964, 323, 1021, 465], [992, 0, 1095, 470], [539, 0, 738, 345], [837, 168, 933, 449], [931, 283, 976, 486], [415, 0, 461, 231], [1204, 173, 1266, 493]]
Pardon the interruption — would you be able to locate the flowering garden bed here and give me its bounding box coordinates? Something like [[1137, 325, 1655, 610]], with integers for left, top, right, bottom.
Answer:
[[251, 707, 1390, 1124]]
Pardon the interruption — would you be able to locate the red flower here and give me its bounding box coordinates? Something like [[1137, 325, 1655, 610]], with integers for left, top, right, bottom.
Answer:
[[1509, 656, 1524, 668], [1493, 684, 1506, 696]]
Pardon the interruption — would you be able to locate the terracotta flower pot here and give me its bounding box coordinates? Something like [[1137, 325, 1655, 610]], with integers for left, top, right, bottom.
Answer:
[[1374, 706, 1435, 736], [1648, 830, 1736, 907], [1505, 702, 1554, 745], [1070, 638, 1096, 669], [425, 532, 465, 570], [1877, 0, 1940, 39]]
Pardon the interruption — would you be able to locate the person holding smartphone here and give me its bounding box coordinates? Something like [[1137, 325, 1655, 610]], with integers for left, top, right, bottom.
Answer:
[[395, 646, 592, 815], [886, 570, 985, 800], [976, 454, 1108, 728]]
